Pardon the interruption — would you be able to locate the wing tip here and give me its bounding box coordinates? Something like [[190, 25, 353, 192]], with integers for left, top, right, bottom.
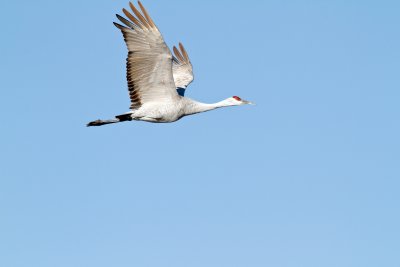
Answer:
[[129, 1, 151, 29], [173, 46, 184, 63], [113, 21, 125, 30], [173, 42, 190, 64], [137, 1, 155, 27]]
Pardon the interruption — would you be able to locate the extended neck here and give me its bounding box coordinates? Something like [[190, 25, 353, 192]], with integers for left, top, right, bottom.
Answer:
[[183, 99, 233, 116]]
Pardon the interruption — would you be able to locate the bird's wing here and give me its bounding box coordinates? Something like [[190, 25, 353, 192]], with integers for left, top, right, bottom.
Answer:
[[114, 1, 179, 110], [172, 43, 194, 96]]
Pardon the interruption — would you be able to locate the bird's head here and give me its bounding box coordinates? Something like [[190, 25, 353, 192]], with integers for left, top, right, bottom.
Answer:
[[225, 96, 255, 106]]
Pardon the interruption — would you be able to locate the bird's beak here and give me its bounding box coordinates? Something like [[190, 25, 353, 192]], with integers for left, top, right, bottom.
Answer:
[[242, 100, 255, 105]]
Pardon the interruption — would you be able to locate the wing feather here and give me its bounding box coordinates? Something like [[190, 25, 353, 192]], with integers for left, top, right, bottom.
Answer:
[[172, 43, 194, 94], [116, 14, 136, 29], [138, 1, 157, 28], [179, 43, 190, 62], [122, 9, 144, 29], [173, 46, 185, 63], [129, 2, 151, 29], [114, 2, 179, 110]]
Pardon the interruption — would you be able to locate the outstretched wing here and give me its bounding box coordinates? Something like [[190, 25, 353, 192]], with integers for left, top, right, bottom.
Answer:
[[114, 1, 179, 110], [172, 43, 194, 96]]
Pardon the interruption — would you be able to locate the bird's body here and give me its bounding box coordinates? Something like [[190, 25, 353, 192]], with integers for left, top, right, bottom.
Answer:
[[122, 98, 191, 123], [87, 1, 253, 127]]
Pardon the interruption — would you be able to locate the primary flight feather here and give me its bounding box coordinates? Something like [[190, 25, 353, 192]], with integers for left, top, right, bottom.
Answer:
[[87, 1, 254, 126]]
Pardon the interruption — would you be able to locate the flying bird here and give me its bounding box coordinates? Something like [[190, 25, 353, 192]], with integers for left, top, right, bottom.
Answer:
[[87, 1, 254, 126]]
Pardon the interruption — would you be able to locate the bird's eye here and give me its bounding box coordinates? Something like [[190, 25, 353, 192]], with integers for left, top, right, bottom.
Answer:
[[233, 96, 241, 101]]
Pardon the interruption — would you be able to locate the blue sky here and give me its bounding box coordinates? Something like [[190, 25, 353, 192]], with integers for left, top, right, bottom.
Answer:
[[1, 0, 400, 266]]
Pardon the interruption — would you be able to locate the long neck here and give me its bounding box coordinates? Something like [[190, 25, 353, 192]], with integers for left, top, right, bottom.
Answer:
[[183, 99, 232, 116]]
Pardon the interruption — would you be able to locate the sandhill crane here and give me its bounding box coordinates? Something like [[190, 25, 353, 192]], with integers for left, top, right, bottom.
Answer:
[[87, 1, 254, 126]]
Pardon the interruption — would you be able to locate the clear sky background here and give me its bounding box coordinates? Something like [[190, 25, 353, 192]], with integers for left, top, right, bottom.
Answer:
[[1, 0, 399, 266]]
